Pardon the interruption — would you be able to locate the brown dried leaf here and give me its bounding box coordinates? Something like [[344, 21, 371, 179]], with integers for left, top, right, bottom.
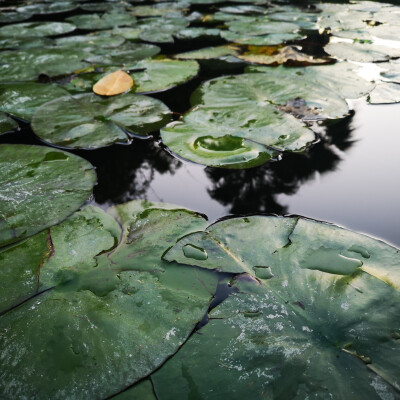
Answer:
[[93, 70, 134, 96], [237, 45, 331, 66]]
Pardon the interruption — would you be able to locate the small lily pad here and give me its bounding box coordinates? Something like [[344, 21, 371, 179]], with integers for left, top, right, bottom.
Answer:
[[32, 92, 171, 149], [0, 144, 96, 247], [131, 59, 199, 93], [0, 22, 76, 37], [0, 83, 69, 121], [369, 83, 400, 104], [0, 48, 90, 82], [66, 12, 136, 30]]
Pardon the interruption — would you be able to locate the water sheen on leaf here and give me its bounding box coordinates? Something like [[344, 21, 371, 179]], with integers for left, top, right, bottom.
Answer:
[[155, 215, 400, 399], [0, 144, 96, 247], [0, 201, 218, 399], [31, 92, 172, 149]]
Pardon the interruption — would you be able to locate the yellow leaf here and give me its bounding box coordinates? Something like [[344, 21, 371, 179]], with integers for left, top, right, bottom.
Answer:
[[93, 70, 134, 96]]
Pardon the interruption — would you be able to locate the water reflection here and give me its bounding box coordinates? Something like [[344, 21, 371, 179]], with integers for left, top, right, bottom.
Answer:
[[206, 114, 354, 215]]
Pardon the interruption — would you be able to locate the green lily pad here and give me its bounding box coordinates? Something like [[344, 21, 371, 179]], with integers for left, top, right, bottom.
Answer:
[[0, 36, 53, 50], [0, 144, 96, 247], [131, 3, 189, 17], [138, 17, 189, 44], [227, 18, 299, 36], [0, 83, 69, 121], [84, 42, 160, 67], [174, 27, 221, 40], [325, 41, 400, 63], [221, 30, 303, 46], [192, 72, 349, 121], [0, 201, 218, 399], [174, 45, 240, 60], [80, 3, 129, 12], [0, 112, 18, 135], [113, 380, 156, 400], [131, 59, 199, 93], [161, 72, 317, 168], [246, 63, 375, 100], [0, 11, 33, 23], [31, 92, 172, 149], [16, 2, 78, 15], [0, 22, 76, 37], [0, 48, 90, 82], [66, 12, 136, 30], [154, 216, 400, 399], [55, 32, 126, 49]]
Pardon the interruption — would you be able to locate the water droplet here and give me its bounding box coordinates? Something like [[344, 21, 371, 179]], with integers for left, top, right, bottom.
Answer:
[[302, 248, 363, 275], [253, 266, 274, 280], [348, 245, 370, 259], [183, 244, 208, 261]]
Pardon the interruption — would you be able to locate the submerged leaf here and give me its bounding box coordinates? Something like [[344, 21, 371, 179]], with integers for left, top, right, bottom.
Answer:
[[93, 70, 133, 96], [32, 93, 171, 149], [0, 144, 96, 247]]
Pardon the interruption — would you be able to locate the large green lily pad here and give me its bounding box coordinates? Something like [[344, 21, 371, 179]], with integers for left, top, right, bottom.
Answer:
[[66, 12, 136, 30], [31, 92, 172, 149], [161, 73, 317, 168], [0, 22, 76, 37], [0, 144, 96, 247], [153, 215, 400, 399], [0, 201, 218, 399], [246, 63, 375, 100], [55, 32, 126, 49], [0, 48, 90, 82], [0, 36, 53, 50], [0, 113, 18, 135], [16, 2, 78, 15], [193, 72, 349, 121], [0, 83, 69, 121]]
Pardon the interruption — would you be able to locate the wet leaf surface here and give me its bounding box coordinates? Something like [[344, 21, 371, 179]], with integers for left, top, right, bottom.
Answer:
[[156, 216, 400, 399], [32, 92, 171, 149], [0, 144, 96, 247], [0, 201, 218, 399]]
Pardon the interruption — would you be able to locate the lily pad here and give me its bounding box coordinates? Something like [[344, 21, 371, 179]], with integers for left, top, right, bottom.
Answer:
[[55, 32, 126, 49], [0, 144, 96, 247], [227, 18, 300, 36], [237, 45, 331, 66], [138, 17, 189, 44], [174, 27, 221, 40], [0, 201, 218, 399], [369, 83, 400, 104], [0, 11, 33, 23], [0, 36, 53, 50], [221, 30, 303, 46], [246, 63, 375, 100], [174, 45, 240, 60], [66, 12, 136, 30], [84, 42, 160, 67], [0, 113, 18, 135], [0, 48, 90, 82], [192, 72, 349, 121], [154, 216, 400, 399], [325, 41, 400, 63], [131, 59, 199, 93], [31, 92, 171, 149], [0, 22, 76, 37], [16, 2, 78, 15], [0, 83, 69, 121], [161, 73, 316, 169]]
